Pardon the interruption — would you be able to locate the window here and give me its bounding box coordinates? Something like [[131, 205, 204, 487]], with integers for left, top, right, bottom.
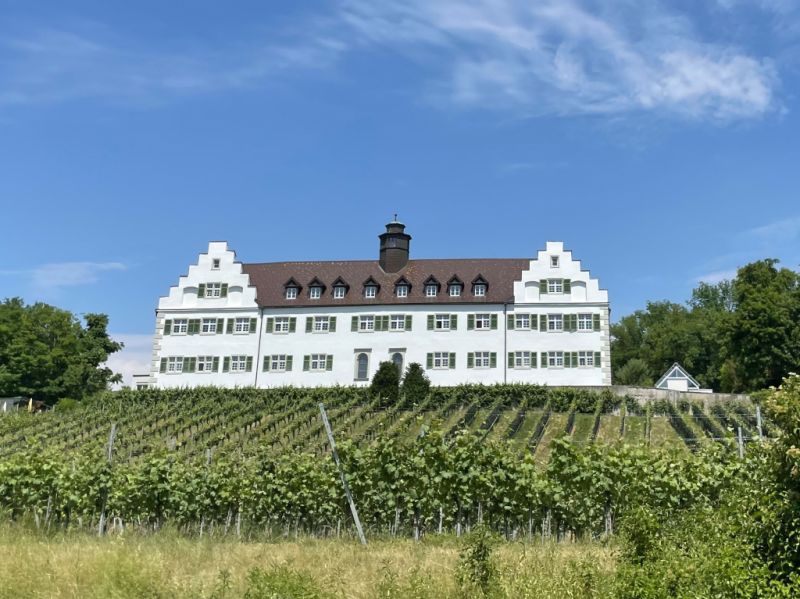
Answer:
[[355, 353, 369, 381], [274, 317, 290, 333], [514, 314, 530, 330], [548, 314, 563, 332], [197, 356, 215, 373], [473, 283, 486, 297], [310, 354, 327, 371], [433, 352, 450, 369], [205, 282, 222, 298], [474, 351, 491, 368], [471, 314, 489, 330], [396, 284, 408, 298], [391, 352, 404, 373], [550, 256, 559, 268], [212, 258, 220, 269], [201, 318, 217, 334], [172, 319, 188, 334], [578, 351, 594, 367], [359, 315, 375, 332], [167, 356, 183, 373], [548, 279, 563, 294], [390, 314, 406, 331], [578, 314, 594, 331], [425, 284, 438, 297], [271, 354, 288, 372], [230, 355, 248, 372], [435, 314, 451, 330], [309, 286, 322, 299], [514, 351, 532, 369], [449, 284, 461, 297], [333, 286, 346, 299], [285, 287, 298, 300], [365, 285, 377, 298], [314, 316, 330, 332], [548, 351, 564, 367], [234, 317, 251, 334]]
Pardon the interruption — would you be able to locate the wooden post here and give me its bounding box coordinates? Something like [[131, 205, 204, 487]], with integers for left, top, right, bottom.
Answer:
[[98, 423, 117, 536], [756, 405, 763, 441], [319, 403, 367, 546], [737, 426, 744, 459]]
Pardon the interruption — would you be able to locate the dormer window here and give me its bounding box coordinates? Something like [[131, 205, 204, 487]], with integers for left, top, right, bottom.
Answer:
[[285, 287, 297, 300], [550, 256, 559, 268], [425, 284, 438, 298], [309, 286, 322, 299], [212, 258, 220, 270], [396, 284, 408, 298], [449, 284, 461, 297], [474, 283, 486, 297], [365, 285, 377, 298], [333, 286, 346, 299]]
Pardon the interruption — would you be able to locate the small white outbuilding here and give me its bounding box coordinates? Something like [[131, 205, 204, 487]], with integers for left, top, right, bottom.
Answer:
[[655, 362, 712, 393]]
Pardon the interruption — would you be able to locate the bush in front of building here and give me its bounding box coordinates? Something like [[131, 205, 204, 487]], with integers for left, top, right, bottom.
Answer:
[[401, 363, 431, 406], [370, 361, 400, 405]]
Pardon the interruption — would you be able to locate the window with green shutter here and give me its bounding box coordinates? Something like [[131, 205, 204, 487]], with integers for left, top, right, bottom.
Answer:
[[220, 283, 228, 298], [223, 357, 230, 372], [405, 315, 412, 330], [427, 315, 434, 330], [183, 357, 196, 372], [426, 353, 433, 369], [329, 317, 337, 332], [449, 353, 456, 368], [467, 352, 474, 368], [163, 320, 172, 335], [198, 283, 206, 297], [306, 317, 313, 333], [326, 355, 333, 371], [351, 316, 358, 331], [467, 314, 475, 330], [160, 358, 167, 373], [450, 315, 457, 330]]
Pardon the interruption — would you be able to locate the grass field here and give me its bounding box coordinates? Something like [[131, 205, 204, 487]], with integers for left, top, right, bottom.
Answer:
[[0, 527, 616, 598]]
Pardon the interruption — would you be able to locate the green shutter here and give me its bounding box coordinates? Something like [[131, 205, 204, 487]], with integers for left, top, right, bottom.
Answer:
[[563, 279, 571, 294], [289, 318, 296, 333], [490, 314, 498, 330], [192, 319, 201, 334], [467, 352, 474, 368], [449, 353, 456, 369], [427, 315, 434, 330], [329, 317, 336, 332], [216, 318, 224, 334], [223, 357, 230, 372], [467, 314, 475, 330], [266, 318, 274, 333], [184, 357, 195, 373], [508, 352, 514, 368], [245, 356, 253, 372], [198, 284, 206, 298], [351, 316, 358, 332], [159, 358, 167, 373], [226, 319, 234, 334], [593, 314, 601, 331], [405, 315, 412, 330], [212, 357, 219, 372], [490, 352, 497, 368], [507, 314, 514, 330], [383, 315, 390, 331], [572, 352, 578, 368], [263, 356, 271, 372], [286, 356, 293, 371], [220, 283, 228, 298], [426, 353, 433, 369], [450, 314, 457, 330], [541, 352, 548, 368], [306, 317, 313, 333], [595, 352, 601, 368], [163, 320, 172, 335], [531, 351, 537, 368], [326, 355, 333, 371], [249, 318, 257, 333], [539, 315, 547, 332], [303, 356, 310, 371], [540, 279, 548, 294]]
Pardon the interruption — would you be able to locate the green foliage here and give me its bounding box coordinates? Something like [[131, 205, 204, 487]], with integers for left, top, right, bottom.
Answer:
[[0, 298, 123, 404], [371, 361, 400, 405], [400, 363, 430, 405], [614, 359, 652, 386], [457, 527, 497, 597], [243, 565, 332, 599]]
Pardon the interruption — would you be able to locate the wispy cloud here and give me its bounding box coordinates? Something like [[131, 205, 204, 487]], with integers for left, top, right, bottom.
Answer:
[[747, 215, 800, 241], [104, 333, 152, 388], [693, 269, 738, 284], [0, 261, 126, 290]]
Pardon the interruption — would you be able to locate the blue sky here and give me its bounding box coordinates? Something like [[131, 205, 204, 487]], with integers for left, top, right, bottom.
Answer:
[[1, 1, 799, 383]]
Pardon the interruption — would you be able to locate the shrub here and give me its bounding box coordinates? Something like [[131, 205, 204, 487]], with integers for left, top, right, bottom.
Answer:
[[370, 361, 400, 405], [401, 363, 430, 406], [614, 358, 653, 386]]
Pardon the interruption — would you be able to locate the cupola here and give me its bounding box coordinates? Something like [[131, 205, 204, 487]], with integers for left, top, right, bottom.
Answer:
[[379, 217, 411, 273]]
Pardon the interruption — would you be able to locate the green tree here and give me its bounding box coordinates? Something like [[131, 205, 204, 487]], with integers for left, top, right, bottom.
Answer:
[[614, 358, 653, 386], [0, 298, 123, 404], [370, 361, 400, 405], [400, 362, 430, 406]]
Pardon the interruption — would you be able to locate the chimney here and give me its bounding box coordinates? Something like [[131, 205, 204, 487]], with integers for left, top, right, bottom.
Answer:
[[379, 218, 411, 273]]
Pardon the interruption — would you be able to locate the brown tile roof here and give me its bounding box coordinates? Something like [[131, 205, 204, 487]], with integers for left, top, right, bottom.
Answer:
[[242, 259, 530, 308]]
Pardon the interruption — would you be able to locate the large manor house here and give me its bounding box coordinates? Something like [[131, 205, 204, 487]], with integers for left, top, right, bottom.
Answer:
[[138, 221, 611, 388]]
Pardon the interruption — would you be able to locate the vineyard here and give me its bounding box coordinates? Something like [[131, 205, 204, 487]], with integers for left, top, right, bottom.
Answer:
[[0, 385, 766, 542]]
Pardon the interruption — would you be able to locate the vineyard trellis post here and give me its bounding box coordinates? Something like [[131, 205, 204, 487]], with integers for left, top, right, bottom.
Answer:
[[756, 405, 763, 441], [97, 422, 117, 536], [737, 426, 744, 459], [319, 403, 367, 546]]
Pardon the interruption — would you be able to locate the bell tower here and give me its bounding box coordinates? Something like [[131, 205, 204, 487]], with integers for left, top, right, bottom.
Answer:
[[379, 216, 411, 273]]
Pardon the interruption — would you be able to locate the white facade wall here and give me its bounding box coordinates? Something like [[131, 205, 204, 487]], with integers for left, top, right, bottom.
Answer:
[[150, 241, 611, 388]]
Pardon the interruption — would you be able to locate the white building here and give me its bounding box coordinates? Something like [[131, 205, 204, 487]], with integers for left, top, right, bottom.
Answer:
[[141, 221, 611, 388]]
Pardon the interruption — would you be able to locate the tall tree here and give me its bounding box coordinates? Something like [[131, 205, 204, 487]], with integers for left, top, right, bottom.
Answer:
[[0, 298, 123, 404]]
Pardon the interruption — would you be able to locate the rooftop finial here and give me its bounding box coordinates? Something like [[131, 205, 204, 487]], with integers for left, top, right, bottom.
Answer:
[[393, 213, 398, 222]]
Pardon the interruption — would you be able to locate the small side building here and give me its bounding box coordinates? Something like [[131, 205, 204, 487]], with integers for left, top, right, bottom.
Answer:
[[655, 363, 712, 394]]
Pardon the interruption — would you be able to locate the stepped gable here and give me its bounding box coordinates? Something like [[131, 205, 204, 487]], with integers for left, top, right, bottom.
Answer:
[[241, 258, 530, 307]]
